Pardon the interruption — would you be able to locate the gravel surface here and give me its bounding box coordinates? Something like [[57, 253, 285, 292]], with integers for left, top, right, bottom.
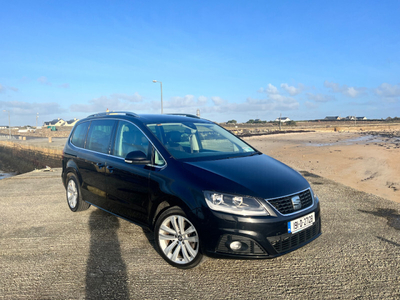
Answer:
[[0, 168, 399, 299]]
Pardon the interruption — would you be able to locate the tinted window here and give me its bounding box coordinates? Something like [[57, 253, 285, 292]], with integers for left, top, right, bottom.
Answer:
[[71, 121, 90, 148], [113, 121, 150, 158], [86, 120, 116, 154]]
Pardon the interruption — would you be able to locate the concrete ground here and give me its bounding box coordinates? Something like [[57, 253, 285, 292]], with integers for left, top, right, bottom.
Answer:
[[0, 168, 399, 299]]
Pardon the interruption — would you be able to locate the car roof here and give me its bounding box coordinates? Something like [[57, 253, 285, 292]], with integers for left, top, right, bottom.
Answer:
[[84, 112, 212, 125]]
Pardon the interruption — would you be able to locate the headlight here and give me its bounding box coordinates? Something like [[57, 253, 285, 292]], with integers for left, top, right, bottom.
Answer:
[[203, 191, 269, 216]]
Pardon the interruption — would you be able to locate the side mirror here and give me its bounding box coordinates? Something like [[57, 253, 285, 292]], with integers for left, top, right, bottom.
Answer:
[[124, 151, 151, 165]]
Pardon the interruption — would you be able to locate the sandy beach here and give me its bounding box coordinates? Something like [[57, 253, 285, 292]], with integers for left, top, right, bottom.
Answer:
[[244, 131, 400, 203]]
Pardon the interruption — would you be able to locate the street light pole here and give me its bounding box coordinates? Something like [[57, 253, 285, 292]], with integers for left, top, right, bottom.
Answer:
[[152, 80, 163, 114], [3, 110, 11, 139], [36, 113, 39, 128]]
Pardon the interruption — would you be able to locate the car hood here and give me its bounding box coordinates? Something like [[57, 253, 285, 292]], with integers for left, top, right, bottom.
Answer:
[[183, 153, 310, 199]]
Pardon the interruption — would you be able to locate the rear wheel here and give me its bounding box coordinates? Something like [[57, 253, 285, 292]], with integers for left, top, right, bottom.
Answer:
[[66, 173, 90, 212], [154, 207, 203, 269]]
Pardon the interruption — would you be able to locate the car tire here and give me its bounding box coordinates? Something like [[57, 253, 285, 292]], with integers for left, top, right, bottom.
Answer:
[[66, 173, 90, 212], [154, 206, 203, 269]]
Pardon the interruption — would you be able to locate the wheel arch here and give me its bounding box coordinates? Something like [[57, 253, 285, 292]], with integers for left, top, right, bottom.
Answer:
[[150, 196, 197, 231]]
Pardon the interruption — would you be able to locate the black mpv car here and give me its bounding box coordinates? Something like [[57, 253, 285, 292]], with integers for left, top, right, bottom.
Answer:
[[62, 112, 321, 268]]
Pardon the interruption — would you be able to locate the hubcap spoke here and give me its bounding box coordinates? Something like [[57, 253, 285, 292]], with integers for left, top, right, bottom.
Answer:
[[181, 243, 190, 262], [183, 225, 196, 235], [184, 240, 197, 257], [164, 240, 178, 257], [159, 233, 176, 241], [160, 224, 177, 236], [184, 236, 198, 243], [178, 216, 185, 233], [171, 244, 181, 261]]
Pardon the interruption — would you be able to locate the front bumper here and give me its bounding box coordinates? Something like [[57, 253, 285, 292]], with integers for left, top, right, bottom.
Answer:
[[198, 202, 321, 259]]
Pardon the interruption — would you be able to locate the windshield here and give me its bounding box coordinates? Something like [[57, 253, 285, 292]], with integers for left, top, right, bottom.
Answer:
[[147, 122, 257, 160]]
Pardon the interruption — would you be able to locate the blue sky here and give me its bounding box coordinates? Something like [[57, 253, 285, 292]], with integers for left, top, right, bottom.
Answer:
[[1, 0, 399, 126]]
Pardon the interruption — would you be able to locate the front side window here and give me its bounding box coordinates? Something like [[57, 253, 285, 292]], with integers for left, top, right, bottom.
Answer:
[[86, 120, 115, 154], [113, 121, 150, 158], [146, 122, 256, 160], [71, 121, 90, 148]]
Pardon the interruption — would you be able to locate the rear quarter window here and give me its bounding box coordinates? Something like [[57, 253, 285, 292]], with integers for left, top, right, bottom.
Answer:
[[70, 122, 90, 148]]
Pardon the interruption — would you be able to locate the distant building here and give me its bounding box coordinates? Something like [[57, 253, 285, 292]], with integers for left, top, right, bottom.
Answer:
[[274, 117, 291, 122], [346, 116, 356, 120], [356, 116, 367, 120], [64, 118, 79, 127], [0, 125, 9, 129], [325, 116, 341, 121], [43, 118, 66, 127]]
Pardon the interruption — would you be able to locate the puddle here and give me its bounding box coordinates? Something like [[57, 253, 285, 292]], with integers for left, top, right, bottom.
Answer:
[[359, 208, 400, 230], [307, 135, 386, 147], [306, 135, 388, 147], [0, 170, 17, 180]]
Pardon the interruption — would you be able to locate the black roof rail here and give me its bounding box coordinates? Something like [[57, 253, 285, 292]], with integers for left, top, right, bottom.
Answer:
[[87, 111, 139, 118], [166, 113, 200, 119]]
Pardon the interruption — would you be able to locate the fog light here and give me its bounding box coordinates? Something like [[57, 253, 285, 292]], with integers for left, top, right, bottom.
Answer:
[[230, 241, 242, 251]]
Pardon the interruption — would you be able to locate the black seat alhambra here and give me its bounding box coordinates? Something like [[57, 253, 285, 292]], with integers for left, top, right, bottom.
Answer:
[[62, 112, 321, 268]]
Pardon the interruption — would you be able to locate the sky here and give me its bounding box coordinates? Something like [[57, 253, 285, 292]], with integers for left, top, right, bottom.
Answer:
[[1, 0, 399, 126]]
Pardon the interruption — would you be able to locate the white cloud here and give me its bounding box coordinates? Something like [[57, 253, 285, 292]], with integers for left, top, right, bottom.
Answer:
[[211, 96, 225, 106], [38, 76, 52, 86], [198, 96, 208, 105], [266, 83, 279, 94], [0, 84, 19, 93], [304, 101, 318, 109], [70, 93, 145, 113], [306, 93, 335, 102], [280, 83, 304, 96], [59, 83, 70, 89], [374, 83, 400, 98], [111, 92, 143, 102], [0, 100, 66, 115], [324, 81, 366, 98]]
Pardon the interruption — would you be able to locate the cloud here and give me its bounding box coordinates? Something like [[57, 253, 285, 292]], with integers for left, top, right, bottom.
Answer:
[[258, 83, 279, 94], [304, 101, 318, 109], [374, 83, 400, 100], [280, 83, 304, 96], [0, 84, 19, 93], [164, 95, 208, 109], [59, 83, 70, 89], [110, 92, 143, 102], [37, 76, 52, 86], [0, 100, 66, 115], [211, 96, 225, 106], [70, 93, 145, 113], [324, 81, 367, 98], [306, 93, 335, 102]]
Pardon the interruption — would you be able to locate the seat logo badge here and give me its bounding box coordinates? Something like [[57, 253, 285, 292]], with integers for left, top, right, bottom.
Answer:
[[291, 196, 301, 210]]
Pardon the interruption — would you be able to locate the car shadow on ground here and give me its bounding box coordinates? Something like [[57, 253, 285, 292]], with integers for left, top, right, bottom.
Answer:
[[86, 209, 130, 299]]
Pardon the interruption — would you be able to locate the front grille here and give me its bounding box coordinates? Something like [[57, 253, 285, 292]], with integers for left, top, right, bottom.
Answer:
[[267, 218, 320, 254], [267, 189, 313, 215], [216, 234, 266, 255]]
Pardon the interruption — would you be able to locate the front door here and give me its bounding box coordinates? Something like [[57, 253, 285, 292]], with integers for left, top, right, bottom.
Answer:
[[105, 121, 151, 225]]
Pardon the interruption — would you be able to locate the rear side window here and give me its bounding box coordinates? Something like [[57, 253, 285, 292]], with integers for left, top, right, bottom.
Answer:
[[71, 122, 90, 148], [86, 120, 116, 154]]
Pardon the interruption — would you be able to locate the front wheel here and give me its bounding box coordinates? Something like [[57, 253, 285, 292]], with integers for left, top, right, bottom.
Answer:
[[154, 207, 203, 269]]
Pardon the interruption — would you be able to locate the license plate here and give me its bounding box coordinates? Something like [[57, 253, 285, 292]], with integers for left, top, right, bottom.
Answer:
[[288, 212, 315, 234]]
